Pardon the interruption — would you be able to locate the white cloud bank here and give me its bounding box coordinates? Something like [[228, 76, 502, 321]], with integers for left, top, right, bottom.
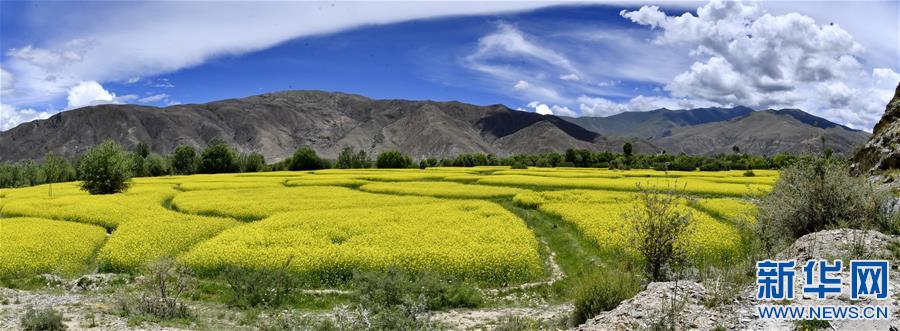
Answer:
[[0, 2, 561, 130], [1, 104, 51, 131], [619, 0, 899, 129], [2, 2, 558, 107]]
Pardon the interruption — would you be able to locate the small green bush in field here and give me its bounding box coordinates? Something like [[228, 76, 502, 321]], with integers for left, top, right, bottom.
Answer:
[[221, 259, 297, 308], [21, 306, 65, 331], [571, 267, 643, 325], [757, 158, 890, 254]]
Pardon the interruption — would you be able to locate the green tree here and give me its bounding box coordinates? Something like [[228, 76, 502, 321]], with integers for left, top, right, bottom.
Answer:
[[199, 140, 240, 174], [376, 150, 413, 169], [171, 145, 198, 175], [135, 142, 150, 158], [288, 147, 325, 171], [78, 140, 133, 194], [623, 142, 633, 158], [241, 152, 267, 172], [145, 154, 170, 176], [41, 153, 69, 198], [335, 147, 371, 169]]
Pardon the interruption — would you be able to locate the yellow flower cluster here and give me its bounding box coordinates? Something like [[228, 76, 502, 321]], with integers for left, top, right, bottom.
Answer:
[[512, 190, 634, 209], [0, 217, 107, 276], [2, 182, 239, 272], [478, 175, 770, 197], [1, 166, 771, 279], [172, 186, 442, 220], [179, 200, 542, 284], [540, 201, 740, 261], [358, 181, 530, 198], [695, 198, 758, 224]]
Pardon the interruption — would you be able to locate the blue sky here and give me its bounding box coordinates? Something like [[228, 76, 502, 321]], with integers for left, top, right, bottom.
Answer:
[[1, 1, 898, 131]]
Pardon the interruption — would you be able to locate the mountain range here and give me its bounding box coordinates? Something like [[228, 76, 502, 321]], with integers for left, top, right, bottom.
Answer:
[[0, 91, 869, 162], [564, 107, 869, 156]]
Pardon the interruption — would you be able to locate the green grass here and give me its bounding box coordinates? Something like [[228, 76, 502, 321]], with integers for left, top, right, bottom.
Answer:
[[500, 201, 636, 299]]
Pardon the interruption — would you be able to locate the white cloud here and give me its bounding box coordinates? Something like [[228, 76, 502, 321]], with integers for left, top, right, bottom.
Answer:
[[66, 81, 120, 109], [525, 101, 577, 117], [3, 2, 558, 107], [560, 73, 580, 81], [469, 23, 579, 75], [577, 95, 720, 117], [620, 0, 900, 130], [513, 80, 531, 90], [1, 67, 13, 97], [125, 76, 141, 84], [1, 104, 51, 131], [139, 93, 170, 103]]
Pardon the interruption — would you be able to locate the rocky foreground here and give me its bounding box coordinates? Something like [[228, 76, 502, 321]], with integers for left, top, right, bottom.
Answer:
[[577, 229, 900, 331]]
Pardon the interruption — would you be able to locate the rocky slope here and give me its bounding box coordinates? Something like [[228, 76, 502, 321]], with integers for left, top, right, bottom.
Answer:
[[853, 82, 900, 178], [568, 107, 868, 156], [0, 91, 654, 162], [653, 109, 870, 156], [562, 106, 755, 140], [575, 229, 900, 331]]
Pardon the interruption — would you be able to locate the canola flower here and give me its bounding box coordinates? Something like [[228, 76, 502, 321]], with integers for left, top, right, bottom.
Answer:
[[540, 202, 740, 261], [179, 200, 543, 285], [173, 186, 444, 220], [695, 198, 758, 224], [358, 181, 530, 198], [478, 175, 771, 197], [0, 217, 107, 276], [512, 190, 634, 209], [1, 167, 769, 279], [2, 182, 238, 272]]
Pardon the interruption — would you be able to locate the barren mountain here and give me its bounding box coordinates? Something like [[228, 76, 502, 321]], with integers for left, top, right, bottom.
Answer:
[[562, 106, 755, 139], [0, 91, 654, 162], [652, 109, 869, 156]]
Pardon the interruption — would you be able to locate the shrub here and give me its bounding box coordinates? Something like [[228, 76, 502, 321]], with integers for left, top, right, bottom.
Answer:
[[21, 306, 65, 331], [335, 147, 372, 169], [756, 158, 889, 254], [145, 154, 169, 177], [171, 145, 198, 175], [743, 170, 756, 177], [571, 267, 642, 325], [240, 153, 267, 172], [494, 315, 569, 331], [78, 140, 133, 194], [288, 147, 326, 171], [376, 150, 413, 169], [627, 185, 693, 281], [119, 258, 193, 320], [198, 140, 239, 174], [353, 267, 482, 311], [339, 267, 476, 330], [511, 162, 528, 169], [221, 259, 298, 308]]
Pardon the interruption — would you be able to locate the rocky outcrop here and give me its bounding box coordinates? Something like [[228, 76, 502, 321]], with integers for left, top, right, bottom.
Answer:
[[575, 229, 900, 331], [852, 83, 900, 179]]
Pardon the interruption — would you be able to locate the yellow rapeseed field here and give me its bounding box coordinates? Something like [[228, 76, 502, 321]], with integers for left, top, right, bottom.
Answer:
[[0, 217, 107, 276], [358, 181, 530, 198], [172, 186, 443, 220], [179, 200, 543, 284], [0, 166, 770, 282]]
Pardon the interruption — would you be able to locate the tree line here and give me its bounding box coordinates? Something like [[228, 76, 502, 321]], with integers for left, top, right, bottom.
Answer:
[[0, 139, 807, 191]]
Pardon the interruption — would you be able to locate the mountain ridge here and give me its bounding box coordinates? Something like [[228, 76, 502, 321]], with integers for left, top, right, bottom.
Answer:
[[0, 90, 869, 161], [0, 90, 653, 162]]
